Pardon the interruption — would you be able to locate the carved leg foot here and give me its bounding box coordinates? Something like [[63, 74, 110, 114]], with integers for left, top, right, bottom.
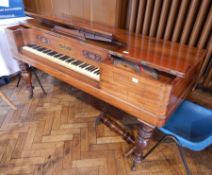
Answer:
[[18, 61, 34, 98], [130, 123, 155, 171]]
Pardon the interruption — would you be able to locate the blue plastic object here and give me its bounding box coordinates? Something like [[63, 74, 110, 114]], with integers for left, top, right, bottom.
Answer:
[[159, 100, 212, 151]]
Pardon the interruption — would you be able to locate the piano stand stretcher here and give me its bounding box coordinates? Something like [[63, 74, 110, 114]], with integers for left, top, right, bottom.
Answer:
[[96, 112, 155, 171]]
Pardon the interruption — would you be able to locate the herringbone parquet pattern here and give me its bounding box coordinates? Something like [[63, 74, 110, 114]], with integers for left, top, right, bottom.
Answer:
[[0, 72, 211, 175]]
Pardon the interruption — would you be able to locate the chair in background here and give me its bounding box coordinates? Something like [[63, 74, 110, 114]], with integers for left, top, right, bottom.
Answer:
[[0, 90, 17, 110], [143, 100, 212, 175]]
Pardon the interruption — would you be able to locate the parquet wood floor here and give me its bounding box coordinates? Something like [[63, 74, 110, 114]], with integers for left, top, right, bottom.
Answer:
[[0, 72, 211, 175]]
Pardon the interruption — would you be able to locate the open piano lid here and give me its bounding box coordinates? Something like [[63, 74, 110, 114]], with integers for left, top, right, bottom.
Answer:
[[26, 12, 206, 78]]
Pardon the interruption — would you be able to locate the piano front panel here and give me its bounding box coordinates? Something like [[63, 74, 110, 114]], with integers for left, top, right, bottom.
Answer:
[[100, 62, 173, 117], [27, 28, 109, 67]]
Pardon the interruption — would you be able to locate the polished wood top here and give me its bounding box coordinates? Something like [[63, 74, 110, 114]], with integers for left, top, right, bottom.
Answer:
[[26, 12, 206, 78]]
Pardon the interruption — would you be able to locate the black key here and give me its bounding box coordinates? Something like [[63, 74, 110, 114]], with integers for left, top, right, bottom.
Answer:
[[31, 45, 40, 49], [72, 60, 83, 66], [94, 70, 100, 74], [71, 61, 78, 65], [85, 67, 93, 71], [47, 51, 58, 56], [47, 52, 57, 56], [76, 61, 83, 66], [85, 66, 92, 70], [43, 49, 52, 53], [54, 54, 63, 58], [77, 62, 84, 65], [37, 47, 46, 52], [35, 45, 44, 49], [67, 59, 75, 63], [87, 68, 94, 71], [90, 68, 98, 72], [86, 66, 95, 70], [80, 63, 89, 68], [48, 51, 57, 55], [89, 67, 97, 72], [52, 51, 59, 56], [34, 46, 42, 50], [66, 58, 75, 63], [35, 46, 43, 50], [59, 56, 70, 61], [41, 48, 49, 52]]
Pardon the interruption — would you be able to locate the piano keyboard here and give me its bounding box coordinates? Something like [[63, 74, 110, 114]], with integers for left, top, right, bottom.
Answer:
[[22, 44, 100, 81]]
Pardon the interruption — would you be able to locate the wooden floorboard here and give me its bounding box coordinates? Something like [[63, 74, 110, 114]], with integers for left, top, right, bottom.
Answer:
[[0, 72, 211, 175]]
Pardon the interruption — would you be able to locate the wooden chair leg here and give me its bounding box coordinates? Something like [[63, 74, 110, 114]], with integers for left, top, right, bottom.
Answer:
[[0, 91, 17, 110]]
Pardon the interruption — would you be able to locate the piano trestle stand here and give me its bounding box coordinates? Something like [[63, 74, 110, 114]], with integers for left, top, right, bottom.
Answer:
[[16, 66, 47, 98], [6, 12, 206, 170]]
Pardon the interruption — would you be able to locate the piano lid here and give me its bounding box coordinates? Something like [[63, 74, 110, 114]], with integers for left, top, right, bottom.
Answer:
[[111, 38, 207, 78], [26, 12, 207, 78]]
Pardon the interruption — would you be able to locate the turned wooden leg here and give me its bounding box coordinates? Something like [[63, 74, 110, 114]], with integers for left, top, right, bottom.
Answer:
[[18, 61, 34, 98], [95, 112, 155, 171], [131, 123, 155, 171]]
